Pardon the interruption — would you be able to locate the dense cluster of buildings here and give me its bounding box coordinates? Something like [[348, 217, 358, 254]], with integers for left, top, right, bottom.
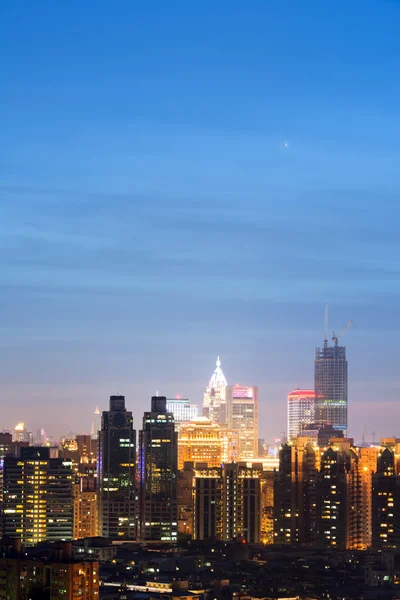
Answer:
[[3, 324, 400, 598]]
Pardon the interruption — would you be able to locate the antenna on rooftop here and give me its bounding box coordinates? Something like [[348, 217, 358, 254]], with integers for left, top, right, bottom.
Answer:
[[324, 303, 329, 347]]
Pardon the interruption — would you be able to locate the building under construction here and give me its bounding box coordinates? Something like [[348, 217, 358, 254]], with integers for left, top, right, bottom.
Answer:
[[314, 307, 350, 435]]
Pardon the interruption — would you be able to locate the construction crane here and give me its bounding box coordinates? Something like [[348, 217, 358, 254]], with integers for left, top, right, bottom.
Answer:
[[332, 320, 353, 345]]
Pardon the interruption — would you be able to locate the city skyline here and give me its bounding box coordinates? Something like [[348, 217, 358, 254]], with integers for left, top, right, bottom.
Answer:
[[0, 334, 398, 446], [2, 2, 400, 444]]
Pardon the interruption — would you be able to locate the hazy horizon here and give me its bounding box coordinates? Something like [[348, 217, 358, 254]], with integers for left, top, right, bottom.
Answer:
[[2, 1, 400, 444]]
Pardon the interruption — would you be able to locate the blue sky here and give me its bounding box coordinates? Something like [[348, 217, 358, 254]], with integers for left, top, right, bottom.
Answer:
[[1, 1, 400, 442]]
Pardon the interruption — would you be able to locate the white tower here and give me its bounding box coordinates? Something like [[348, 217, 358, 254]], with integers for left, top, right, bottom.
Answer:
[[91, 407, 101, 439], [202, 356, 228, 425]]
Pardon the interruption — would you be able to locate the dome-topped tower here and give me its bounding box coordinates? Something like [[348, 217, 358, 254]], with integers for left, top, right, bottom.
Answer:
[[209, 356, 228, 391], [203, 356, 228, 425]]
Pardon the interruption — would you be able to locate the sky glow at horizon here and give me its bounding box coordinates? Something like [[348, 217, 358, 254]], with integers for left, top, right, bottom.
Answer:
[[1, 1, 400, 442]]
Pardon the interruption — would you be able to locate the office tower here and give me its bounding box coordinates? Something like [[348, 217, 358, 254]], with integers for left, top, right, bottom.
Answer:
[[261, 471, 275, 544], [315, 447, 354, 549], [13, 422, 30, 443], [167, 397, 198, 426], [220, 427, 239, 464], [139, 396, 178, 541], [314, 333, 348, 435], [73, 477, 98, 539], [0, 539, 99, 600], [91, 407, 101, 440], [226, 384, 258, 460], [33, 428, 47, 446], [372, 448, 400, 550], [98, 395, 136, 540], [193, 465, 223, 540], [2, 447, 73, 545], [273, 440, 318, 546], [287, 389, 315, 442], [178, 417, 223, 469], [192, 463, 264, 543], [203, 356, 227, 424], [346, 446, 379, 550]]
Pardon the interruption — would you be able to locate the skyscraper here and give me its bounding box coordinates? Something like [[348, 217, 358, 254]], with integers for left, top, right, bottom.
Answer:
[[372, 448, 400, 550], [287, 389, 316, 442], [192, 462, 264, 543], [178, 417, 223, 469], [226, 384, 258, 460], [2, 447, 74, 545], [98, 395, 136, 539], [203, 357, 227, 425], [167, 397, 198, 427], [139, 396, 178, 541], [315, 336, 348, 435], [91, 407, 101, 440]]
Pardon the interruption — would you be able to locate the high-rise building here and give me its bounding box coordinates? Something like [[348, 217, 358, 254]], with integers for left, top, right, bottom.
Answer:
[[315, 446, 354, 549], [192, 462, 264, 543], [226, 384, 258, 460], [315, 335, 348, 435], [203, 357, 228, 425], [287, 389, 316, 442], [139, 396, 178, 541], [98, 395, 136, 540], [0, 432, 12, 459], [346, 446, 379, 551], [177, 462, 195, 538], [2, 447, 74, 545], [33, 428, 47, 446], [372, 448, 400, 550], [73, 477, 98, 540], [178, 417, 223, 469], [167, 397, 198, 426], [13, 422, 31, 444], [91, 407, 101, 440], [193, 465, 223, 541], [0, 539, 99, 600], [273, 439, 318, 546]]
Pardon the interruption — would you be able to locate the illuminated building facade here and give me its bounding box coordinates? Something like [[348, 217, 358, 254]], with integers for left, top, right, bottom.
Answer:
[[372, 448, 400, 550], [346, 446, 379, 550], [192, 462, 263, 543], [2, 447, 73, 545], [203, 357, 227, 425], [287, 389, 316, 442], [0, 540, 99, 600], [273, 440, 318, 546], [13, 422, 30, 444], [98, 395, 136, 539], [167, 397, 198, 426], [226, 384, 258, 460], [139, 396, 178, 541], [316, 447, 351, 549], [91, 407, 101, 440], [73, 477, 98, 539], [315, 339, 348, 434], [178, 417, 222, 469]]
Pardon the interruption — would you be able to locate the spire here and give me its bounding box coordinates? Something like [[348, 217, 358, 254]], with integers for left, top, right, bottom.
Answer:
[[209, 356, 227, 389]]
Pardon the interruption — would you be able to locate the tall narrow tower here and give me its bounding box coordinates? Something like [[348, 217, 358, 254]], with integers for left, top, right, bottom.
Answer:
[[314, 309, 348, 435], [98, 396, 136, 539], [202, 357, 228, 425], [91, 407, 101, 439], [139, 396, 178, 541]]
